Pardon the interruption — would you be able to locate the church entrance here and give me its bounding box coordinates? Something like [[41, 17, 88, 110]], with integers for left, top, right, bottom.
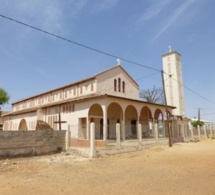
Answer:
[[131, 120, 137, 138], [18, 119, 28, 131]]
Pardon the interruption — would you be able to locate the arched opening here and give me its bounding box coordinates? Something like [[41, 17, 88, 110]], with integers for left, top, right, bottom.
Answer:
[[125, 105, 138, 139], [107, 102, 123, 139], [18, 119, 28, 131], [88, 104, 103, 139], [154, 109, 164, 137], [139, 106, 153, 138]]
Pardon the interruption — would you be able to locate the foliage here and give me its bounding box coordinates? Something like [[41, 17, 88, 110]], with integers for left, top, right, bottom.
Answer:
[[0, 88, 10, 116], [139, 85, 164, 104], [191, 120, 204, 128]]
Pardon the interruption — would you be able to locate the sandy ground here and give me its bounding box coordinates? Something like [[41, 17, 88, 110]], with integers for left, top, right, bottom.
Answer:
[[0, 139, 215, 195]]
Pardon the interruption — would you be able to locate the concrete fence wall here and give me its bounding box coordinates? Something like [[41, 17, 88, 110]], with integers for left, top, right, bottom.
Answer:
[[0, 130, 66, 158]]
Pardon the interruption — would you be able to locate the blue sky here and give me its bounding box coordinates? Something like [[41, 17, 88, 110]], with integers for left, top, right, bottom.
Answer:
[[1, 0, 215, 121]]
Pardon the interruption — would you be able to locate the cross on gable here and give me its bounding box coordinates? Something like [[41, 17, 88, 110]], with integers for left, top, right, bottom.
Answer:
[[54, 112, 67, 130]]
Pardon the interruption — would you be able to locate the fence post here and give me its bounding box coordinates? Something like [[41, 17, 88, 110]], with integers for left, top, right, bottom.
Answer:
[[116, 123, 121, 149], [122, 120, 125, 142], [197, 125, 201, 141], [210, 125, 212, 138], [154, 123, 159, 143], [181, 124, 185, 140], [204, 125, 207, 139], [213, 125, 215, 136], [65, 125, 71, 150], [138, 124, 142, 146], [90, 122, 95, 158], [190, 125, 194, 140]]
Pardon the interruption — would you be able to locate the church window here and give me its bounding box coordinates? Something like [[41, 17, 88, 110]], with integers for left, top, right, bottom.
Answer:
[[80, 86, 82, 94], [118, 78, 121, 92], [91, 83, 94, 91], [72, 104, 75, 112], [114, 79, 117, 91], [65, 91, 67, 98], [122, 81, 125, 93]]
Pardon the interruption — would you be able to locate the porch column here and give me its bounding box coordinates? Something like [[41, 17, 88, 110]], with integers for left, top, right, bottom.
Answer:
[[103, 106, 107, 141]]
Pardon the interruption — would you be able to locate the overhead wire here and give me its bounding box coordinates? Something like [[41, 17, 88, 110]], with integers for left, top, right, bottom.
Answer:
[[0, 13, 159, 72], [1, 13, 215, 107], [164, 71, 215, 105]]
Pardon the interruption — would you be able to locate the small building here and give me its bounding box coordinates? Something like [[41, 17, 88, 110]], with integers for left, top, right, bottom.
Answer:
[[2, 65, 175, 143], [0, 111, 11, 130]]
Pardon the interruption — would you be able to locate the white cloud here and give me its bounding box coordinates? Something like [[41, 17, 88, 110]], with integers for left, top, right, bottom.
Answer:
[[152, 0, 195, 42], [136, 0, 171, 23], [0, 0, 87, 35], [92, 0, 119, 12]]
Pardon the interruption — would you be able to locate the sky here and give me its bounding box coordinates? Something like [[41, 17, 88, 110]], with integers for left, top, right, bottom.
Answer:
[[1, 0, 215, 121]]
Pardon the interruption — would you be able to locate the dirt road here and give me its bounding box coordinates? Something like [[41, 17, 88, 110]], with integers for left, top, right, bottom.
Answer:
[[0, 139, 215, 195]]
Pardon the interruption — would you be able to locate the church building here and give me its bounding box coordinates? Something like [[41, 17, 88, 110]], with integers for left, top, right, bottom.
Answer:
[[3, 64, 175, 142]]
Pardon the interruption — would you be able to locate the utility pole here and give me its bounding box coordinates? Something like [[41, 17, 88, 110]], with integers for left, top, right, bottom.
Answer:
[[198, 108, 200, 122], [161, 70, 172, 147]]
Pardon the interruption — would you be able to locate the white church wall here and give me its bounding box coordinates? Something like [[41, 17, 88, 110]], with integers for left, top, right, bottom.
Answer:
[[96, 67, 139, 99], [3, 112, 37, 130]]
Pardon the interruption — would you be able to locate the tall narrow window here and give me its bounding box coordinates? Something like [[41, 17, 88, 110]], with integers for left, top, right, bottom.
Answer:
[[122, 81, 125, 93], [118, 78, 121, 92], [114, 79, 117, 91], [65, 91, 67, 98]]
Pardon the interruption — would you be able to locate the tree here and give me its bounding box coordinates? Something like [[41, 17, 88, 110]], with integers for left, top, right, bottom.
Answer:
[[0, 88, 10, 116], [191, 120, 204, 128], [139, 85, 164, 104]]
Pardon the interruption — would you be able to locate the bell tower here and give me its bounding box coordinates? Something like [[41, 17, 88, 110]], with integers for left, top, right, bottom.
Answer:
[[162, 46, 185, 118]]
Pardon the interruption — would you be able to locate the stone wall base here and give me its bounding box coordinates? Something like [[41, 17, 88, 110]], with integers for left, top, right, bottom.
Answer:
[[70, 138, 106, 147], [171, 137, 184, 143]]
